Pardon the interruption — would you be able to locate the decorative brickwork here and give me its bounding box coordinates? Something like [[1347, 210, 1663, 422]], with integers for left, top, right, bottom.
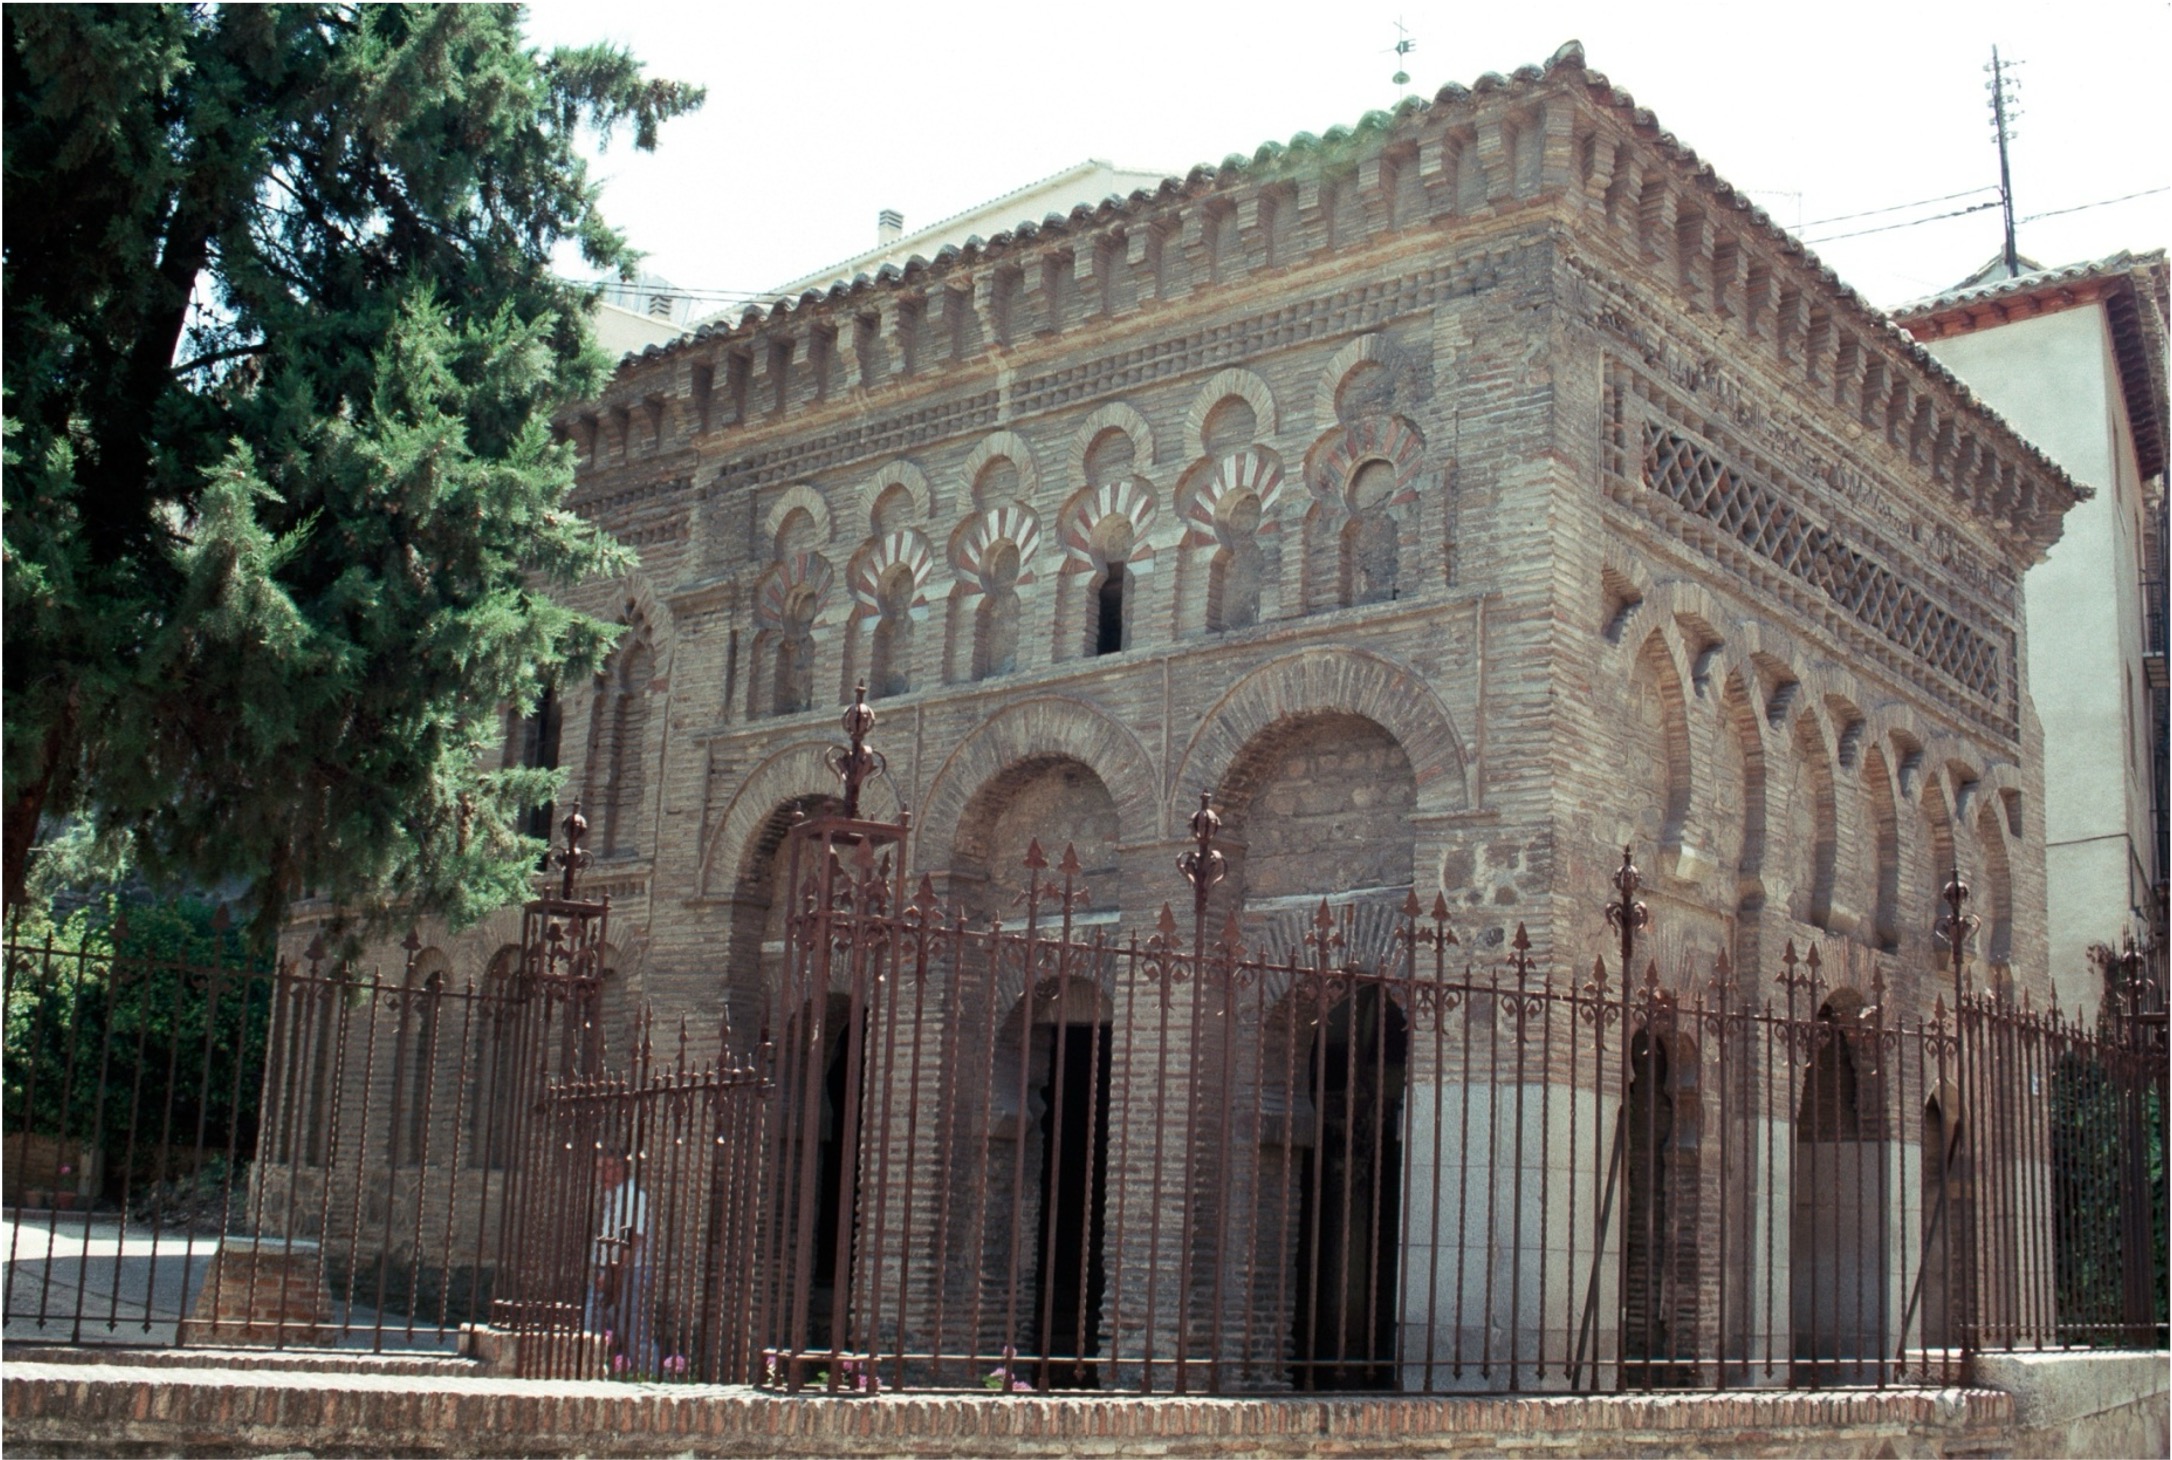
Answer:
[[271, 42, 2087, 1396]]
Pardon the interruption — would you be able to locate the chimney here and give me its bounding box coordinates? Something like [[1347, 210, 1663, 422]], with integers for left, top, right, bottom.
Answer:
[[877, 209, 904, 246]]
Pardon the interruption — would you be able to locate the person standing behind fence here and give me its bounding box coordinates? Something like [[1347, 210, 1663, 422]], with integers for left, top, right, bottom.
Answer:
[[587, 1150, 652, 1374]]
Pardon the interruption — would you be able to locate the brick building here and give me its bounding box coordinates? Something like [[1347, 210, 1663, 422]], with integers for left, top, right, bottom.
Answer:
[[268, 42, 2086, 1387]]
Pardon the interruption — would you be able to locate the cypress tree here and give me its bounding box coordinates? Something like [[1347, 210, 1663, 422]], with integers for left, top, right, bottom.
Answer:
[[3, 4, 702, 940]]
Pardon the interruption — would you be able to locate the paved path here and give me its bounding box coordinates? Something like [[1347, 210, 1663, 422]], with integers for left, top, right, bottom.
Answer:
[[1, 1214, 457, 1352]]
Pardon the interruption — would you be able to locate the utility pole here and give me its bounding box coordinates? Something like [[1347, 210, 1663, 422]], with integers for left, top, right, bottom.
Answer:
[[1985, 47, 2023, 277]]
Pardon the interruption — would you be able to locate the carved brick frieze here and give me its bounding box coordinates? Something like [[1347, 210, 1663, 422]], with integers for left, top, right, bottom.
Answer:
[[696, 248, 1518, 500], [714, 391, 1003, 496], [1568, 253, 2053, 578], [615, 511, 691, 549], [569, 474, 692, 516], [1007, 253, 1505, 421], [1604, 360, 2020, 740]]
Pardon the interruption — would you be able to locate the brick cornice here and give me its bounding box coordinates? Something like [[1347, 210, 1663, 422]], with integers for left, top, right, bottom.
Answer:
[[560, 42, 2085, 573]]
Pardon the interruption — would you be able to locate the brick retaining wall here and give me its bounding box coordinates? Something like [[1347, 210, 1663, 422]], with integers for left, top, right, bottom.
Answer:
[[3, 1358, 2032, 1458]]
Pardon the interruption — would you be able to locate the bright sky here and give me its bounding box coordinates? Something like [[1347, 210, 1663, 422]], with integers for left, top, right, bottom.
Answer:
[[522, 0, 2168, 313]]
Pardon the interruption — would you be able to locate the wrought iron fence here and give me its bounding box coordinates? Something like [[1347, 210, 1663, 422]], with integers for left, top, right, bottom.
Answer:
[[746, 811, 2166, 1395], [2, 714, 2164, 1392]]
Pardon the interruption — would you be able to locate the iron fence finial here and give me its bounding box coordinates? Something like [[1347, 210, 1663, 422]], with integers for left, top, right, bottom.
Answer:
[[551, 800, 592, 899], [1604, 844, 1650, 982], [1936, 864, 1980, 1004], [827, 682, 884, 821], [1177, 791, 1226, 922]]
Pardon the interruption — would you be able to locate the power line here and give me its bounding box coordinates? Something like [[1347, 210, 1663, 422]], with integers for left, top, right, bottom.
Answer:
[[1803, 200, 2001, 245], [1795, 185, 1998, 232], [2018, 185, 2170, 223], [1800, 184, 2170, 246]]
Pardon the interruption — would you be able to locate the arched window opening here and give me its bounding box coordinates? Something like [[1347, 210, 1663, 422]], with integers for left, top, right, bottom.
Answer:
[[1340, 459, 1400, 607], [869, 563, 915, 700], [1016, 991, 1114, 1389], [774, 992, 867, 1358], [1207, 491, 1264, 633], [1977, 804, 2014, 965], [590, 635, 652, 857], [974, 539, 1023, 681], [1790, 718, 1839, 931], [774, 588, 817, 715], [1094, 563, 1127, 655], [1633, 1025, 1694, 1390], [1865, 746, 1901, 952], [469, 947, 522, 1170], [512, 688, 562, 845], [393, 962, 446, 1168], [1291, 982, 1407, 1391]]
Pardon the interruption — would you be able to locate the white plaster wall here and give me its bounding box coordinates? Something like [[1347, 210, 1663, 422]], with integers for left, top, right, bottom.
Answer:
[[1923, 307, 2155, 1011], [1400, 1083, 1618, 1393]]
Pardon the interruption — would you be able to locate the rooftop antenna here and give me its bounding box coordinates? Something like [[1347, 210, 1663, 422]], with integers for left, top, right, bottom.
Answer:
[[1985, 46, 2024, 278], [1389, 19, 1416, 92]]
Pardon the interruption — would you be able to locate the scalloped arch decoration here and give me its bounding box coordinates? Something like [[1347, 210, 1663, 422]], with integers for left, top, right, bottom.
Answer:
[[1183, 368, 1278, 461], [858, 458, 932, 531], [1309, 415, 1426, 505], [753, 551, 835, 628], [951, 504, 1043, 589], [1067, 401, 1157, 485], [760, 484, 833, 552], [846, 530, 936, 608], [1314, 333, 1407, 425], [1057, 480, 1160, 564], [962, 432, 1041, 506], [1182, 449, 1287, 539]]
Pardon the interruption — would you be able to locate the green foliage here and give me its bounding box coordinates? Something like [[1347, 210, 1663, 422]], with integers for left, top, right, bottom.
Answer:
[[2050, 1052, 2169, 1343], [3, 5, 703, 941], [3, 900, 271, 1201]]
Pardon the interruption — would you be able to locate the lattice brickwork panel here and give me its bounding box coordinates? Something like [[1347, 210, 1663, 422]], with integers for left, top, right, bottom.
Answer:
[[1639, 423, 2003, 703]]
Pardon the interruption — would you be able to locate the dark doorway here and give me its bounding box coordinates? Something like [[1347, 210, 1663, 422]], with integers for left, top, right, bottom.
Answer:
[[1094, 564, 1127, 655], [1292, 984, 1407, 1390], [1621, 1028, 1695, 1387], [518, 687, 562, 849], [1027, 1019, 1113, 1387], [783, 992, 863, 1356]]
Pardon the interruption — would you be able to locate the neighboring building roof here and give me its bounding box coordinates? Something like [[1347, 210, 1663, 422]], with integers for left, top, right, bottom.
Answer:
[[1894, 250, 2170, 481], [599, 273, 699, 328], [758, 160, 1172, 307], [591, 298, 691, 361]]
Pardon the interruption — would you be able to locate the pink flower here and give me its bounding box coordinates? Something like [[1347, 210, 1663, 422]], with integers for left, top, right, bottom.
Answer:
[[611, 1353, 629, 1374], [662, 1354, 688, 1375]]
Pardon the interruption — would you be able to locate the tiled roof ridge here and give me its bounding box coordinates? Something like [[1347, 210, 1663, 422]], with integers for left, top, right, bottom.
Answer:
[[744, 159, 1169, 319], [593, 38, 2087, 536], [1893, 249, 2169, 482], [1890, 248, 2170, 322]]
